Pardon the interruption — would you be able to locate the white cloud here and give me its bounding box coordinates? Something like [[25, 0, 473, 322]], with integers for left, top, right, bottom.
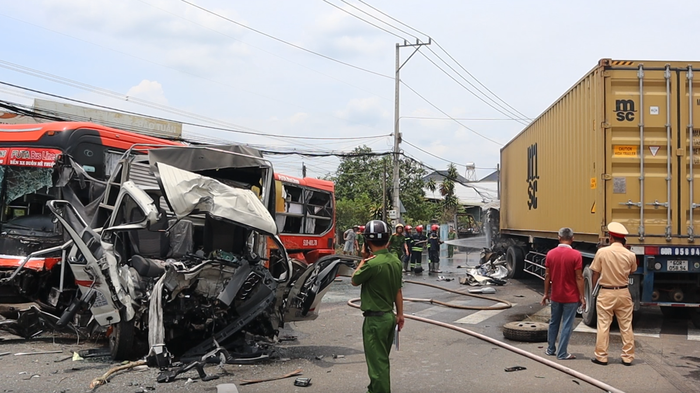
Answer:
[[289, 112, 308, 124], [335, 97, 390, 126], [126, 80, 168, 105]]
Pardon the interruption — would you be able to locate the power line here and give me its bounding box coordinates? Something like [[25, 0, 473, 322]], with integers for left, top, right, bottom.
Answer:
[[433, 40, 531, 120], [181, 0, 392, 79], [402, 153, 494, 202], [0, 81, 390, 141], [417, 50, 528, 125], [402, 139, 468, 168], [356, 0, 430, 38], [352, 1, 530, 120], [328, 0, 418, 41], [132, 0, 392, 102], [400, 81, 503, 146], [402, 116, 528, 121]]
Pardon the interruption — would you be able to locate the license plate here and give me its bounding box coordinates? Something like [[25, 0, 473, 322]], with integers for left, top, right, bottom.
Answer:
[[667, 260, 688, 271]]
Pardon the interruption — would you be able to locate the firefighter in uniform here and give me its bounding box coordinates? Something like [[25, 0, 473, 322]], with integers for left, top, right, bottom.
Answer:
[[357, 225, 366, 257], [388, 223, 409, 263], [402, 225, 413, 272], [351, 220, 404, 393], [410, 225, 427, 273], [590, 222, 637, 366], [427, 224, 443, 273]]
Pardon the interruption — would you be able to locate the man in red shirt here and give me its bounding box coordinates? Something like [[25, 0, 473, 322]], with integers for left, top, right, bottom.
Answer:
[[540, 227, 585, 360]]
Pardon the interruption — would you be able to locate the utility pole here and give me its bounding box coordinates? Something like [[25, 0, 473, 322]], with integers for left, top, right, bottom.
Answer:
[[382, 161, 387, 222], [392, 38, 431, 226]]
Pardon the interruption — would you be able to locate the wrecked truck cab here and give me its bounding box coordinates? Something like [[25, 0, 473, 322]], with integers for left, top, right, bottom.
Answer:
[[40, 145, 352, 363]]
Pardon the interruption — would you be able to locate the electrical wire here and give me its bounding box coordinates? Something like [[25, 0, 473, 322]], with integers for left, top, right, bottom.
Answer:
[[0, 81, 390, 141], [353, 1, 530, 120], [402, 139, 468, 168], [400, 81, 503, 146], [402, 116, 528, 121], [133, 0, 392, 102], [323, 0, 413, 41], [181, 0, 392, 79], [433, 40, 531, 120], [417, 50, 528, 125]]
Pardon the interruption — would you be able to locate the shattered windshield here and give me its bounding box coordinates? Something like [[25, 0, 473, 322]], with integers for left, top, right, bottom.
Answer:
[[0, 166, 54, 224]]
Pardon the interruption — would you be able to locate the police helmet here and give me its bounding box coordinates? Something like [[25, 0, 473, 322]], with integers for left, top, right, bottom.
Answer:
[[431, 224, 439, 231], [363, 220, 390, 240], [416, 225, 424, 233]]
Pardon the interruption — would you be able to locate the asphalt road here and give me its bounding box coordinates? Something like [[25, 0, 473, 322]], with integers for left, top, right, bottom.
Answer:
[[1, 248, 699, 393]]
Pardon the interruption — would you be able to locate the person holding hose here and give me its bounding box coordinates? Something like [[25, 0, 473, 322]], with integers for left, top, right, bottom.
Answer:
[[427, 224, 443, 274], [352, 220, 404, 393], [410, 225, 427, 273], [403, 225, 413, 272]]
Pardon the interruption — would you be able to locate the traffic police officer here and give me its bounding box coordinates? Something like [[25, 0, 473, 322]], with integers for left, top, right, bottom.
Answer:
[[590, 222, 637, 366], [352, 220, 404, 393]]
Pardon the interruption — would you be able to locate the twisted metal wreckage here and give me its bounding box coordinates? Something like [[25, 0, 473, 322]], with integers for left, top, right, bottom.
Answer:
[[0, 145, 356, 370]]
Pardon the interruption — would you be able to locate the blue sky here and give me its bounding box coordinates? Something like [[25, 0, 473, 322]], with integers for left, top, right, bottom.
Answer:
[[0, 0, 697, 178]]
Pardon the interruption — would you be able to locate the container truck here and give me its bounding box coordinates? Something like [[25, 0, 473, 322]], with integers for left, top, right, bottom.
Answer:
[[495, 58, 700, 327]]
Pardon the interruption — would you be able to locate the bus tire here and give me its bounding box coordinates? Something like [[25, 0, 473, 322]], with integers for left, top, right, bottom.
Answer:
[[506, 246, 525, 279], [109, 311, 136, 360], [582, 266, 597, 327]]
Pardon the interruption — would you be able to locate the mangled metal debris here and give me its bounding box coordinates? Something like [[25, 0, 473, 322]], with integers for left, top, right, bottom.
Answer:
[[0, 145, 356, 370]]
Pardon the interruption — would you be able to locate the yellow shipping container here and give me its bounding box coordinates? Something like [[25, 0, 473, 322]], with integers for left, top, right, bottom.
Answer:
[[501, 58, 700, 246]]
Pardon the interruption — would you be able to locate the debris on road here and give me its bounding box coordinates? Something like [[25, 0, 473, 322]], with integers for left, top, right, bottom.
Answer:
[[217, 383, 240, 393], [504, 366, 527, 372], [89, 360, 147, 389], [0, 351, 10, 357], [78, 348, 112, 358], [278, 335, 298, 342], [468, 287, 496, 294], [14, 350, 63, 356], [239, 368, 303, 385], [294, 377, 312, 387], [72, 352, 84, 361]]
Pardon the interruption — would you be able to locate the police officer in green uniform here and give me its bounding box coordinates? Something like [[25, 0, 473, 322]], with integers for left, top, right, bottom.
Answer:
[[403, 225, 413, 272], [352, 220, 404, 393], [388, 223, 409, 262]]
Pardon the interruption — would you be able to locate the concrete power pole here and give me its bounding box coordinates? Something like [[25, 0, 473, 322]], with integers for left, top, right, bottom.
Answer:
[[392, 38, 431, 226]]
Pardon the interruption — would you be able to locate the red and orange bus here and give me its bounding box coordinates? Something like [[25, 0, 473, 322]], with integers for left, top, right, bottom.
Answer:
[[274, 173, 335, 264], [0, 122, 183, 301]]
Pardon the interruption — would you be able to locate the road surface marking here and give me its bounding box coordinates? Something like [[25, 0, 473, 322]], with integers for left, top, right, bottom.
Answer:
[[414, 306, 443, 318], [688, 321, 700, 341], [454, 309, 504, 324], [573, 322, 660, 338]]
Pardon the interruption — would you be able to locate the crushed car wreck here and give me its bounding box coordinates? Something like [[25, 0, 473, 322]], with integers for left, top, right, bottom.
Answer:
[[0, 145, 356, 367]]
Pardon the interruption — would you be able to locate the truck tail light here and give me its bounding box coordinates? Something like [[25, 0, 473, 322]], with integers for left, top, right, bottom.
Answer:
[[645, 246, 659, 255]]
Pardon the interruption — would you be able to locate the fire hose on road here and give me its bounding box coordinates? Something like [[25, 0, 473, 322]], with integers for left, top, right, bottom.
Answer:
[[347, 280, 624, 393]]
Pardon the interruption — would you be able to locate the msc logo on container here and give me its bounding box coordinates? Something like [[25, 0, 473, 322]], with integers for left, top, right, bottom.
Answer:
[[614, 99, 636, 121], [526, 143, 539, 210]]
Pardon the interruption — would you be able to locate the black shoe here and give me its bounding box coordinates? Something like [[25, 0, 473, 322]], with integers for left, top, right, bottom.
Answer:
[[591, 358, 608, 366], [622, 360, 632, 366]]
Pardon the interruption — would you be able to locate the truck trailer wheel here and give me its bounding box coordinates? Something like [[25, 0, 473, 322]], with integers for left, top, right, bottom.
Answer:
[[502, 321, 548, 342], [582, 266, 597, 327], [506, 246, 525, 279]]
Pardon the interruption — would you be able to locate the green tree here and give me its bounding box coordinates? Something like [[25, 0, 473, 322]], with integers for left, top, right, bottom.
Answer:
[[331, 146, 436, 225], [439, 164, 460, 222]]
